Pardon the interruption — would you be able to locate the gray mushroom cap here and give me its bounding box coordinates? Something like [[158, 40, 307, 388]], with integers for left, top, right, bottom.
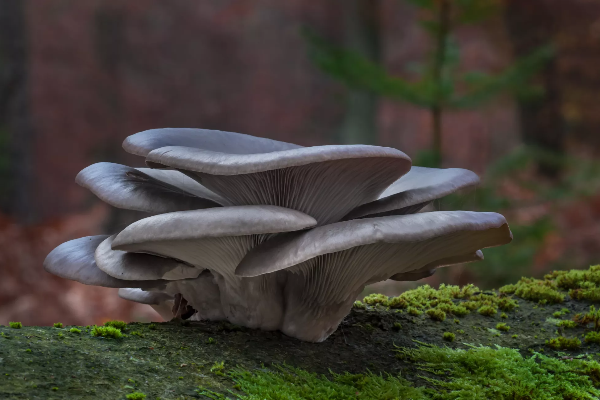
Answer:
[[388, 250, 484, 281], [43, 235, 166, 289], [118, 288, 173, 305], [236, 211, 512, 279], [76, 162, 222, 214], [344, 167, 480, 220], [123, 128, 301, 157], [137, 168, 229, 205], [118, 288, 175, 321], [144, 145, 412, 225], [111, 205, 318, 279], [95, 235, 202, 281]]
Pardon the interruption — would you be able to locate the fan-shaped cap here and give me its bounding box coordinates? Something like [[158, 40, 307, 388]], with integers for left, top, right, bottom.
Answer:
[[111, 206, 317, 279], [145, 145, 412, 225], [123, 128, 301, 157], [95, 235, 202, 281], [118, 288, 173, 305], [388, 250, 484, 281], [118, 288, 175, 321], [236, 211, 511, 278], [76, 163, 222, 214], [43, 236, 165, 289], [137, 168, 228, 205], [344, 167, 480, 220]]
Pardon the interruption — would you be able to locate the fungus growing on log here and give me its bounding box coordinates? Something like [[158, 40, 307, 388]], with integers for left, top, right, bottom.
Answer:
[[44, 128, 512, 342]]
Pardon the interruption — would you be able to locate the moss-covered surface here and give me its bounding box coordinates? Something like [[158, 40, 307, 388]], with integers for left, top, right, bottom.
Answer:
[[3, 266, 600, 399]]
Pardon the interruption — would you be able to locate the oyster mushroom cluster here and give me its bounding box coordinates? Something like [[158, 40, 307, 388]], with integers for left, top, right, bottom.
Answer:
[[44, 128, 512, 342]]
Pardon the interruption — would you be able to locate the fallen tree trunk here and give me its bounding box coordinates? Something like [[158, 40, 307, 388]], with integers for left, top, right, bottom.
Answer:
[[2, 265, 600, 399]]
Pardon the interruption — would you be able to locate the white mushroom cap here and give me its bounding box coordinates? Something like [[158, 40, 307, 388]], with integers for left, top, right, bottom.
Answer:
[[43, 236, 166, 289], [118, 288, 175, 321], [123, 128, 301, 157], [236, 211, 510, 279], [344, 167, 480, 220], [118, 288, 173, 305], [95, 235, 202, 281], [145, 145, 411, 225], [137, 168, 229, 205], [388, 250, 484, 281], [76, 162, 222, 214], [111, 205, 317, 280]]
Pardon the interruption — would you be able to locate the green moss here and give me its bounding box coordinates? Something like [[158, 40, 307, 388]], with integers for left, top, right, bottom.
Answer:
[[104, 320, 127, 330], [393, 322, 402, 331], [53, 322, 63, 328], [553, 308, 570, 318], [352, 301, 366, 309], [426, 308, 446, 322], [557, 320, 577, 329], [126, 393, 146, 400], [500, 312, 507, 319], [500, 277, 565, 304], [130, 331, 144, 337], [585, 331, 600, 344], [69, 328, 81, 334], [206, 337, 217, 344], [512, 334, 518, 338], [362, 293, 390, 307], [148, 323, 157, 330], [407, 307, 422, 316], [545, 336, 581, 350], [496, 323, 510, 332], [442, 332, 455, 342], [478, 305, 497, 316], [91, 325, 122, 339], [449, 305, 469, 317], [387, 296, 408, 309], [498, 297, 518, 311], [200, 345, 600, 400], [210, 361, 225, 376], [574, 306, 600, 330], [9, 322, 21, 329]]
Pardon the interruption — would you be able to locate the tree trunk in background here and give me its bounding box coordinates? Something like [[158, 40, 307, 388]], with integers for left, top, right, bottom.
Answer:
[[0, 0, 36, 222], [339, 0, 381, 145], [504, 0, 565, 177]]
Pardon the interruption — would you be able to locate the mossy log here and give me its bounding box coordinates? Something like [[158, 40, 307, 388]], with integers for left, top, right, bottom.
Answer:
[[3, 266, 600, 399]]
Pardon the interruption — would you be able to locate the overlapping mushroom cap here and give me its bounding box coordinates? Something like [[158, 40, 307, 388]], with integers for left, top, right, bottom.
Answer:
[[44, 128, 512, 342]]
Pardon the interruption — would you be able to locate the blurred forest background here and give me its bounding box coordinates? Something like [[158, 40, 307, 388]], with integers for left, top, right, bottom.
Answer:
[[0, 0, 599, 326]]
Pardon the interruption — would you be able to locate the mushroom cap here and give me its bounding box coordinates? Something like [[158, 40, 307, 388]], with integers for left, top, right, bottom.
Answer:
[[43, 235, 165, 289], [123, 128, 301, 158], [344, 167, 480, 220], [137, 168, 229, 205], [112, 205, 317, 247], [145, 145, 410, 175], [144, 144, 411, 225], [76, 162, 222, 214], [118, 288, 173, 305], [95, 235, 202, 281], [388, 250, 484, 281], [111, 206, 317, 278], [236, 211, 512, 278]]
